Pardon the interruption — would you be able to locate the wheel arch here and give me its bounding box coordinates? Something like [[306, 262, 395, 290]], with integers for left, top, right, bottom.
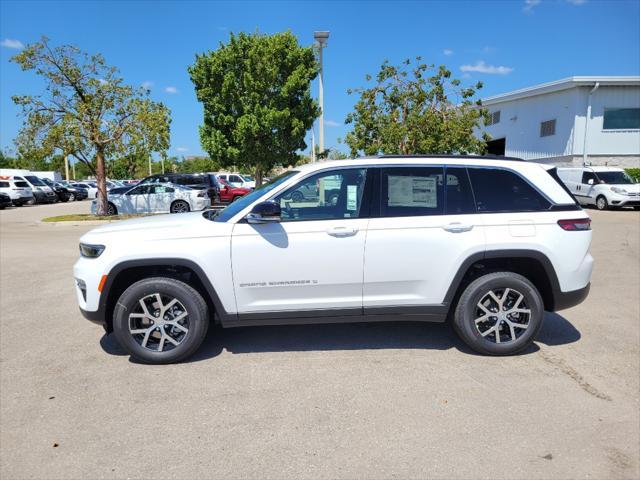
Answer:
[[444, 250, 562, 314], [100, 258, 233, 332]]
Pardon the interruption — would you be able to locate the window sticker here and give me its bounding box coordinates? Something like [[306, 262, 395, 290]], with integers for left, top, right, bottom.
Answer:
[[347, 184, 357, 210], [388, 175, 437, 207]]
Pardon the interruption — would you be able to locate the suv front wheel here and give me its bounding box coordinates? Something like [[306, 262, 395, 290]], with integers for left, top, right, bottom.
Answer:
[[113, 277, 209, 364], [453, 272, 544, 355]]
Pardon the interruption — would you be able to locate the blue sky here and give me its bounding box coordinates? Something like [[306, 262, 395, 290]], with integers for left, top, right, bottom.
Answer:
[[1, 0, 639, 158]]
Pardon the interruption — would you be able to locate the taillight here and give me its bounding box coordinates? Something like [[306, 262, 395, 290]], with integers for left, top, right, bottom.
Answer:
[[558, 218, 591, 231]]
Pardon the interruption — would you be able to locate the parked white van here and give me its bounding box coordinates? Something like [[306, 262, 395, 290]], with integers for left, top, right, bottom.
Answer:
[[557, 167, 640, 210]]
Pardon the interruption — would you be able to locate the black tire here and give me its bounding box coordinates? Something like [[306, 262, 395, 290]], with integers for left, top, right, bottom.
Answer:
[[596, 195, 608, 211], [170, 200, 190, 213], [113, 277, 209, 364], [453, 272, 544, 356], [291, 191, 304, 202], [107, 202, 118, 216]]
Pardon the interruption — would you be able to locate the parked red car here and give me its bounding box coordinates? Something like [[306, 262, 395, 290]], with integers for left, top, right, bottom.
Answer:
[[218, 178, 251, 203]]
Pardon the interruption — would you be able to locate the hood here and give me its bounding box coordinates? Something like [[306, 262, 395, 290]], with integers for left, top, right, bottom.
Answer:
[[80, 211, 231, 245]]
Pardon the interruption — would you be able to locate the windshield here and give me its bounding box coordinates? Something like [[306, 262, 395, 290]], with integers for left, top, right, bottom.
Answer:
[[25, 176, 46, 186], [597, 171, 635, 185], [212, 171, 298, 222]]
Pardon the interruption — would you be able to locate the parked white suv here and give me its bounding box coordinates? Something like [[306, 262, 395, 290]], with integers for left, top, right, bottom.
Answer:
[[0, 177, 34, 206], [557, 166, 640, 210], [74, 156, 593, 364]]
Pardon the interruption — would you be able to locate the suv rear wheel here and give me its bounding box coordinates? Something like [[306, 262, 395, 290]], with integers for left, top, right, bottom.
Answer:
[[453, 272, 544, 355], [113, 277, 209, 364]]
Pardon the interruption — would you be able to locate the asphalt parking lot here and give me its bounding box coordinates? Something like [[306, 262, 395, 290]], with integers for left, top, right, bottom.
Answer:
[[0, 201, 638, 479]]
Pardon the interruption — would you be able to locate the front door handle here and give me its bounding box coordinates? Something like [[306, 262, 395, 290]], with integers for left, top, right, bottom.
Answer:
[[443, 222, 473, 233], [327, 226, 358, 237]]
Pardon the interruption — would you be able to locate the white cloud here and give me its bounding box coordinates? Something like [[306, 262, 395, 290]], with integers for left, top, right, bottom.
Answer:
[[443, 49, 454, 56], [325, 120, 342, 127], [142, 81, 154, 90], [164, 86, 178, 94], [460, 60, 513, 75], [98, 78, 108, 85], [175, 147, 189, 152], [523, 0, 541, 13], [566, 0, 586, 4], [1, 38, 24, 49]]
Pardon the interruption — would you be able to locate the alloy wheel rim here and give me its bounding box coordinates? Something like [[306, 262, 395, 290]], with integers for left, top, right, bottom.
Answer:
[[173, 202, 188, 213], [128, 293, 190, 352], [597, 198, 606, 209], [474, 288, 531, 344]]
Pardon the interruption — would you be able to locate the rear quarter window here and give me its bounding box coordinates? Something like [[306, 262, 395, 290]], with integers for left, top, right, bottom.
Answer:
[[468, 168, 551, 213]]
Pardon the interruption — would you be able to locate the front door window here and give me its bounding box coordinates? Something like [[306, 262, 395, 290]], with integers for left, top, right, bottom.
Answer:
[[274, 168, 368, 221]]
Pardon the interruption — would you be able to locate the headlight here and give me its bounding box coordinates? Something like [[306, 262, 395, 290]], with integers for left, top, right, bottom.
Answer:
[[79, 243, 105, 258], [611, 187, 627, 194]]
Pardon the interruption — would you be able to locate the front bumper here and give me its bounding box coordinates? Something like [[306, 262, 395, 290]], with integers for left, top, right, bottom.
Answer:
[[34, 190, 57, 203]]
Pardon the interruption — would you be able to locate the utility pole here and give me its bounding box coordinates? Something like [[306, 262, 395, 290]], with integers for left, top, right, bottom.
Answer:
[[313, 31, 329, 159], [64, 154, 70, 181]]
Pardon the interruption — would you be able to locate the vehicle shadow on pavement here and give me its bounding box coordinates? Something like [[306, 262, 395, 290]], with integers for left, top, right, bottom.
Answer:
[[99, 311, 581, 363]]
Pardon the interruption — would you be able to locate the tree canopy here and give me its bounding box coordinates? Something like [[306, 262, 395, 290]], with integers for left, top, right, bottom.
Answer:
[[345, 58, 488, 157], [11, 37, 171, 215], [189, 31, 319, 186]]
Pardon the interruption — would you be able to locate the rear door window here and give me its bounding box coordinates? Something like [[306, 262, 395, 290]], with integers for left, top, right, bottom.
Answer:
[[379, 167, 444, 217], [444, 167, 476, 215], [0, 181, 9, 188], [14, 181, 29, 187], [468, 168, 551, 213]]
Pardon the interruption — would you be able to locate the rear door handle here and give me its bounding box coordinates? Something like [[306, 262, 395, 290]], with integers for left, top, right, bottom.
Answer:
[[327, 226, 358, 237], [443, 222, 473, 233]]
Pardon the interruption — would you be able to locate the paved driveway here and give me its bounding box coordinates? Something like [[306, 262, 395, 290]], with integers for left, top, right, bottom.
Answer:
[[1, 201, 638, 479]]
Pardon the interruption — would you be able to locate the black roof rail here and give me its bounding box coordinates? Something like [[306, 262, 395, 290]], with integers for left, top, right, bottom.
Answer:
[[373, 154, 525, 162]]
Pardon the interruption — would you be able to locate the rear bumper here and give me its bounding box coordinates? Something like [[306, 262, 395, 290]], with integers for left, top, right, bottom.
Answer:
[[553, 283, 590, 311], [79, 306, 106, 326]]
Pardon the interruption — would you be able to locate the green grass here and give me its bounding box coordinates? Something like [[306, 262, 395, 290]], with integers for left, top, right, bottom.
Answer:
[[42, 213, 153, 222]]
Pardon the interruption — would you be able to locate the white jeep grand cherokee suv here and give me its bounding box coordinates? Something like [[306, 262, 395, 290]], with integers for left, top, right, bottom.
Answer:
[[74, 156, 593, 364]]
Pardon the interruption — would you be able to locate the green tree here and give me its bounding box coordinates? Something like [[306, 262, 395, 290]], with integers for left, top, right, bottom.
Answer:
[[175, 156, 220, 174], [189, 31, 319, 186], [11, 37, 171, 215], [345, 58, 488, 157]]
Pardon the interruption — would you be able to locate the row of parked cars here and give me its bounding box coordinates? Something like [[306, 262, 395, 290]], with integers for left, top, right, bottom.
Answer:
[[95, 172, 256, 215], [0, 169, 257, 213]]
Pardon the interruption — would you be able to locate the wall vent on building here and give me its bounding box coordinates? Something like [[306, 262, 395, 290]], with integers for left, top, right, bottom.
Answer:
[[540, 119, 556, 137], [486, 110, 501, 126]]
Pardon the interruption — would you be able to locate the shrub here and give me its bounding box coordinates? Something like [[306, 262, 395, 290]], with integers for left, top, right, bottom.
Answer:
[[625, 168, 640, 182]]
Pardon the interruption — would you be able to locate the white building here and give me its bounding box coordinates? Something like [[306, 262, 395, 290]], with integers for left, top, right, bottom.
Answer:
[[479, 76, 640, 167]]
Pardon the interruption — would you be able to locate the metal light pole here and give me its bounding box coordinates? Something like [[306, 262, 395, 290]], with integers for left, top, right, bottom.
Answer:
[[314, 31, 329, 159]]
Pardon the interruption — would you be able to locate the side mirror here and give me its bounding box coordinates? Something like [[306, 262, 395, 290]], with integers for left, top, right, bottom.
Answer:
[[246, 201, 281, 224], [587, 179, 594, 185]]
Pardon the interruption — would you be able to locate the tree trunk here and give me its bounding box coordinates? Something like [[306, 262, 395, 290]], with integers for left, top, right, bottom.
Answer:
[[255, 165, 263, 188], [94, 147, 109, 216]]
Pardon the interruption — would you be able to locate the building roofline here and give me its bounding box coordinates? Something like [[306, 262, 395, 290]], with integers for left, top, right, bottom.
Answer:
[[482, 76, 640, 105]]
